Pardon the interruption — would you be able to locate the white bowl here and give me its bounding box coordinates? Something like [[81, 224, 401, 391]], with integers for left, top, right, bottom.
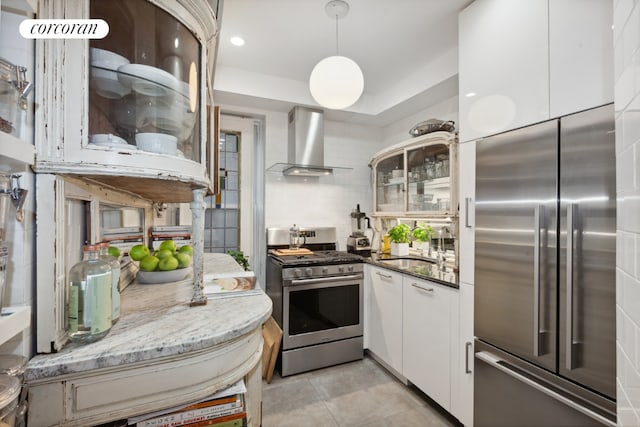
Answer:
[[91, 48, 129, 69], [90, 48, 131, 98], [139, 97, 196, 139], [135, 133, 178, 155], [137, 267, 191, 284]]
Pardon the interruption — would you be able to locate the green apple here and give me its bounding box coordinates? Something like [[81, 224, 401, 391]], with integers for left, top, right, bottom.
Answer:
[[129, 244, 150, 261], [176, 252, 192, 268], [156, 249, 174, 260], [178, 245, 193, 256], [139, 255, 160, 272], [158, 255, 179, 271], [159, 240, 177, 252], [108, 246, 121, 258]]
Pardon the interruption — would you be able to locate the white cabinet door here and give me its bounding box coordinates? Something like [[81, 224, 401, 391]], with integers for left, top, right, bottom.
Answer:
[[367, 265, 403, 374], [402, 276, 453, 411], [451, 281, 474, 426], [459, 0, 549, 143], [549, 0, 613, 118], [458, 140, 475, 285]]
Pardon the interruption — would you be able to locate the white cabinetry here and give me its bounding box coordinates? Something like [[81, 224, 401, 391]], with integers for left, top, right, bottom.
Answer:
[[458, 141, 475, 285], [452, 281, 473, 426], [370, 131, 457, 218], [454, 140, 475, 425], [366, 265, 403, 375], [402, 276, 455, 411], [459, 0, 549, 143], [459, 0, 613, 143], [549, 0, 613, 118]]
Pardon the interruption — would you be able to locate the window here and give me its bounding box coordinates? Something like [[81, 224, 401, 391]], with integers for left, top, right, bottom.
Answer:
[[204, 131, 239, 253]]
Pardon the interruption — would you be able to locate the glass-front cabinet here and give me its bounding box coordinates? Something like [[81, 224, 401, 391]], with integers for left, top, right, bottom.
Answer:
[[33, 0, 218, 202], [370, 132, 457, 217], [32, 0, 220, 353]]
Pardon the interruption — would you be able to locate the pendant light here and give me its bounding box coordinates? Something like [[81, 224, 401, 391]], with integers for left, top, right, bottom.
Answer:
[[309, 0, 364, 110]]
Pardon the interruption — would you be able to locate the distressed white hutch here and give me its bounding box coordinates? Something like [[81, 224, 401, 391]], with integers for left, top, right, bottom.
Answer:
[[33, 0, 220, 353]]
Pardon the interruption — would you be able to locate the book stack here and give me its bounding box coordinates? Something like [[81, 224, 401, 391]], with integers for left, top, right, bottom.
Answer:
[[128, 381, 247, 427], [101, 226, 145, 254], [149, 225, 192, 250]]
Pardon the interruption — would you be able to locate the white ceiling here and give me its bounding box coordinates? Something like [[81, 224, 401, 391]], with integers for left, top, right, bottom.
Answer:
[[213, 0, 473, 125]]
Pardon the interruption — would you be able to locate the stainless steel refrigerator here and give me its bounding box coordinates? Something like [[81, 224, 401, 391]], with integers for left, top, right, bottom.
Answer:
[[474, 104, 616, 426]]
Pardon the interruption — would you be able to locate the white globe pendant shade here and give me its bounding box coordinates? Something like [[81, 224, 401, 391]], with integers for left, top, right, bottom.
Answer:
[[309, 55, 364, 110]]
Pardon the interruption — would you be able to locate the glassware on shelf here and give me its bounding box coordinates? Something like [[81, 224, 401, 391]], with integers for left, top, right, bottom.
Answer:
[[89, 0, 201, 162], [98, 242, 121, 324], [67, 245, 112, 344], [0, 57, 31, 137]]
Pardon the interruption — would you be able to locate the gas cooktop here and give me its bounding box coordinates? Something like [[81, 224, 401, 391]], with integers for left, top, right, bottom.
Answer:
[[269, 250, 364, 266]]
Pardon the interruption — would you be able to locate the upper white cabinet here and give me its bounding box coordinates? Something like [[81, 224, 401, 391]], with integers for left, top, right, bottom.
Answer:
[[370, 131, 457, 218], [548, 0, 613, 118], [459, 0, 549, 143], [459, 0, 613, 143], [33, 0, 219, 203]]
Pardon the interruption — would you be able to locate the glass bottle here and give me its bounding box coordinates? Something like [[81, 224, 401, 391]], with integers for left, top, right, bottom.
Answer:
[[67, 245, 112, 344], [98, 242, 121, 324]]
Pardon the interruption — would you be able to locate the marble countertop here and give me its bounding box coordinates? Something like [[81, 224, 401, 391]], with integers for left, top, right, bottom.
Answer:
[[367, 252, 459, 288], [26, 253, 272, 382]]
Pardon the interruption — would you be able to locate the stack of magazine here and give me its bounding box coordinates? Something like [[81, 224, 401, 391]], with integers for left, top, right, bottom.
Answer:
[[149, 225, 192, 250], [101, 226, 144, 254], [203, 271, 262, 299], [128, 380, 247, 427]]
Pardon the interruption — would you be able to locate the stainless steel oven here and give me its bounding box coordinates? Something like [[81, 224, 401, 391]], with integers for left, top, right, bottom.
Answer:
[[266, 227, 364, 376]]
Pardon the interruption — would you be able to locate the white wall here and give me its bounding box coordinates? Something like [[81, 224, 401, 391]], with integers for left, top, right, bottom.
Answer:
[[614, 0, 640, 425], [382, 96, 459, 145], [217, 95, 459, 251], [264, 115, 384, 250]]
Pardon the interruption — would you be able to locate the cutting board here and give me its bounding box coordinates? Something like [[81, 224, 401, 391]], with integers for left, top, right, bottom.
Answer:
[[262, 316, 283, 384], [270, 248, 313, 256]]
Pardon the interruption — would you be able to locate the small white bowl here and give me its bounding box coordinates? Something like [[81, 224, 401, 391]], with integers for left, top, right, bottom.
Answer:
[[135, 133, 178, 155], [137, 267, 192, 284], [90, 48, 129, 70], [90, 48, 131, 98]]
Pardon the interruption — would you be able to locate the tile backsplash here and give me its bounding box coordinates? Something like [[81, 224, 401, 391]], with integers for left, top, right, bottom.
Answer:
[[615, 0, 640, 424]]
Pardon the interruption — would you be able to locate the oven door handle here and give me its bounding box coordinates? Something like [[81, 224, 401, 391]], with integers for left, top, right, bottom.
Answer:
[[289, 274, 363, 286]]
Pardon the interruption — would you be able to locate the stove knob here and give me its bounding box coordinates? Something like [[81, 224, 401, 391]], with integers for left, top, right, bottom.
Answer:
[[338, 266, 345, 273], [322, 267, 329, 274], [305, 268, 313, 276], [348, 265, 354, 272], [294, 269, 302, 278]]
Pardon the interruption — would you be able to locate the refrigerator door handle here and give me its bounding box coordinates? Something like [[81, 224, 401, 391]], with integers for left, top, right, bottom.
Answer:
[[566, 203, 576, 370], [475, 351, 616, 427], [533, 205, 543, 356]]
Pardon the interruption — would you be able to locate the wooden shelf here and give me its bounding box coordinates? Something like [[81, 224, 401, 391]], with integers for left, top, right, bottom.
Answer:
[[0, 305, 31, 346], [0, 132, 35, 172]]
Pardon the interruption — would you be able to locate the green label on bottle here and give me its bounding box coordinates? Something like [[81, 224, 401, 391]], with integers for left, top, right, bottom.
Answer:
[[87, 272, 112, 334], [68, 283, 80, 333]]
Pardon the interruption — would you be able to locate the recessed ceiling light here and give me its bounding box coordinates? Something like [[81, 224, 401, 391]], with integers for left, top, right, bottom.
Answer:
[[466, 92, 476, 98], [230, 36, 245, 46]]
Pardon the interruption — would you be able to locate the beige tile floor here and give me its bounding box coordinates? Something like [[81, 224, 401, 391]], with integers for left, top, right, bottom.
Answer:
[[262, 355, 460, 427]]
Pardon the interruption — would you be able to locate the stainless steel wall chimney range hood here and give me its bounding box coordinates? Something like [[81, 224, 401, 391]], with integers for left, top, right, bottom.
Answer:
[[267, 106, 351, 176]]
